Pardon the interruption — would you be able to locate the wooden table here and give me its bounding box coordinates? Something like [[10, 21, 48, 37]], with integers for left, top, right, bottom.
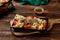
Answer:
[[0, 0, 60, 40]]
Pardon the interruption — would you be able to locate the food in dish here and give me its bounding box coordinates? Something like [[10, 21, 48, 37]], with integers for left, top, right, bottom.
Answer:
[[0, 0, 14, 13], [12, 14, 47, 31], [0, 0, 9, 6]]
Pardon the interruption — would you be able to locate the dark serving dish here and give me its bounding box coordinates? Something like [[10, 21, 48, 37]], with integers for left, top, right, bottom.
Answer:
[[0, 0, 14, 13], [10, 17, 48, 33]]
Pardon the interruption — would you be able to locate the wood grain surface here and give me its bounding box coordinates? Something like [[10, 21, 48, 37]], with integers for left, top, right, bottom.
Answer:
[[0, 0, 60, 40]]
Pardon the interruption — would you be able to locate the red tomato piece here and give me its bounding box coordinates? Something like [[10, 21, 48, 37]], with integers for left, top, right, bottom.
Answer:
[[24, 24, 31, 29], [13, 21, 17, 25], [13, 19, 18, 25], [28, 16, 34, 19], [43, 22, 47, 28]]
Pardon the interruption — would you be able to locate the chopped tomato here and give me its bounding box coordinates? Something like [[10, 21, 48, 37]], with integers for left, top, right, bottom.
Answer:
[[13, 19, 18, 25], [28, 16, 34, 19], [13, 21, 17, 25], [43, 22, 47, 28], [24, 24, 31, 29]]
